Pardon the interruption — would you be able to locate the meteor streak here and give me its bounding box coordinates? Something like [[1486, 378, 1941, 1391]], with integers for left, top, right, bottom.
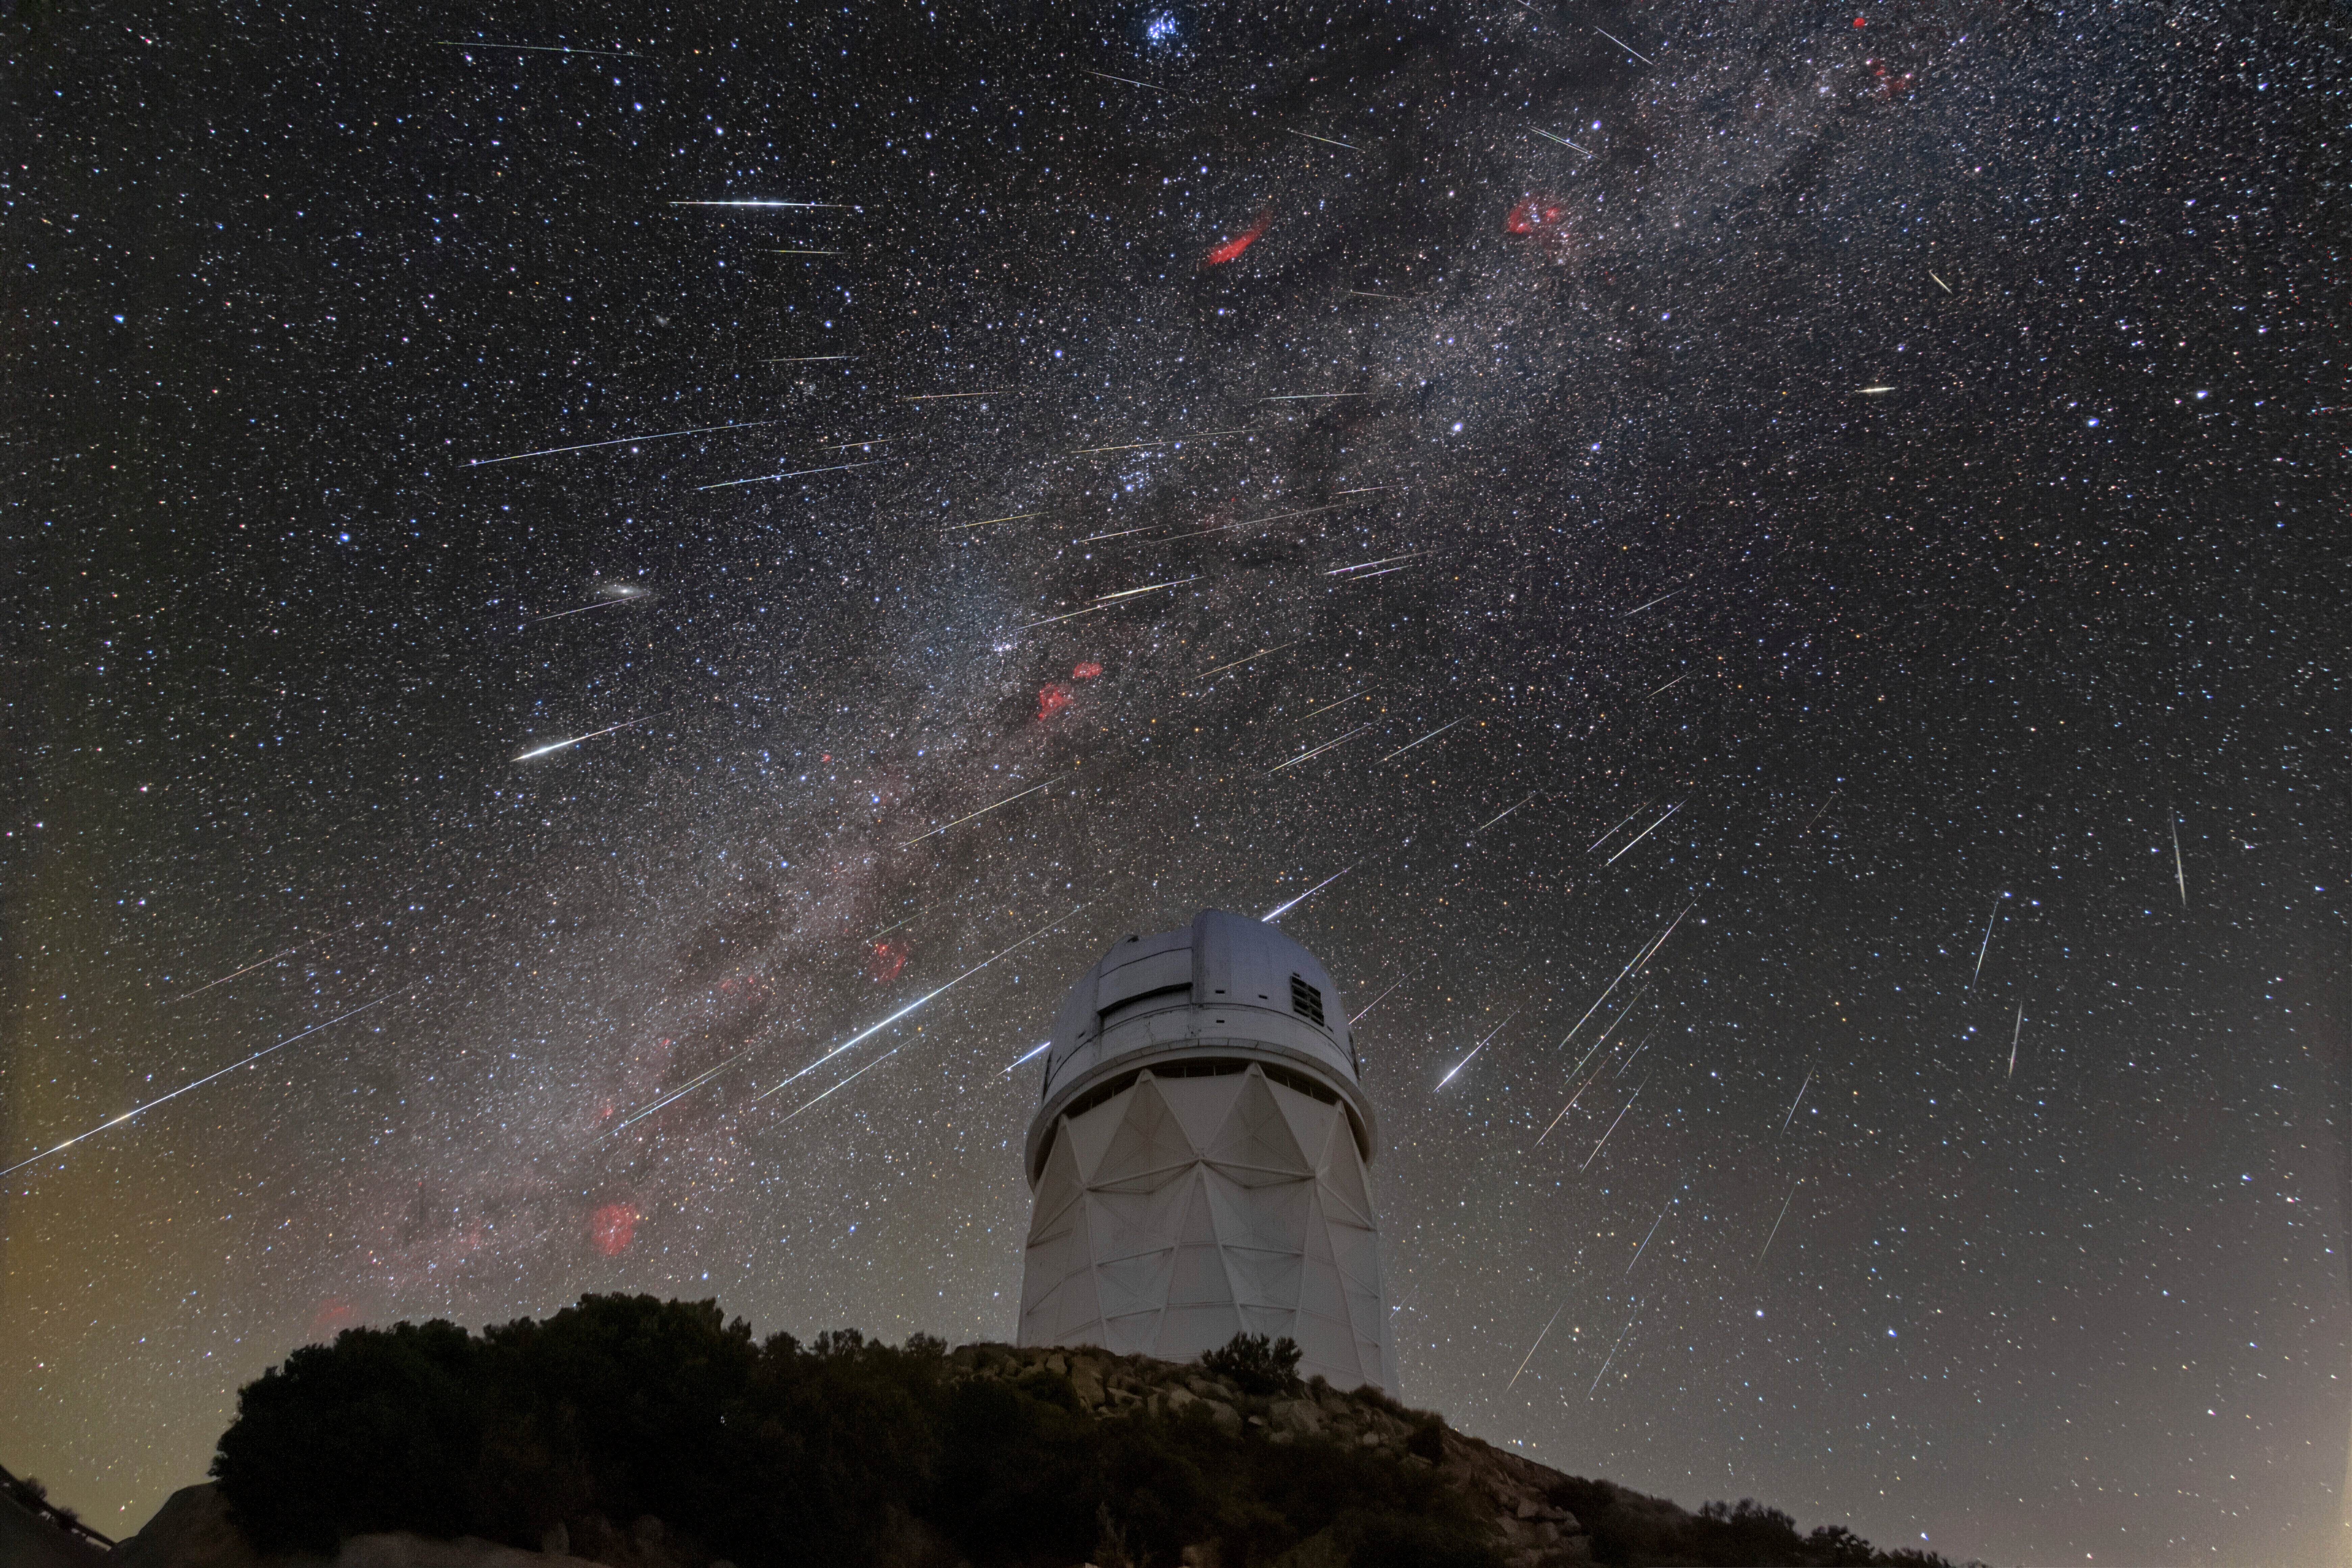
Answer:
[[1000, 1039, 1053, 1075], [1589, 804, 1650, 853], [1971, 894, 2001, 986], [1302, 687, 1368, 719], [898, 390, 1019, 401], [902, 774, 1071, 847], [1506, 1298, 1570, 1392], [1349, 974, 1410, 1025], [617, 908, 1084, 1131], [1589, 1299, 1646, 1395], [946, 512, 1043, 531], [1593, 26, 1658, 63], [770, 1048, 899, 1125], [1620, 588, 1681, 616], [668, 199, 844, 207], [1084, 69, 1190, 97], [2171, 812, 2189, 906], [1178, 495, 1388, 539], [1582, 1076, 1647, 1169], [528, 593, 648, 625], [1328, 552, 1425, 576], [1758, 1180, 1800, 1261], [697, 460, 880, 491], [166, 932, 335, 1004], [1476, 792, 1542, 833], [1261, 860, 1361, 922], [755, 909, 1083, 1100], [1533, 127, 1594, 156], [1198, 640, 1304, 681], [2007, 1004, 2024, 1078], [3, 986, 418, 1179], [1436, 1014, 1514, 1089], [1554, 909, 1686, 1056], [515, 716, 655, 761], [1379, 717, 1465, 763], [438, 40, 642, 56], [1780, 1068, 1813, 1132], [766, 354, 857, 362], [1092, 575, 1201, 604], [1627, 1194, 1674, 1274], [1281, 127, 1359, 150], [1644, 672, 1688, 697], [465, 419, 776, 466], [1604, 801, 1684, 864]]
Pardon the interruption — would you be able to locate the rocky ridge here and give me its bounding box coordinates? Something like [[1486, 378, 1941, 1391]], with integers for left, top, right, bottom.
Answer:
[[950, 1342, 1591, 1568]]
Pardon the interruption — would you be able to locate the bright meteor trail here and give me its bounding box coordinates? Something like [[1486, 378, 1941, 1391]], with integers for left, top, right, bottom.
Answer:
[[464, 420, 776, 466], [514, 717, 655, 761], [615, 907, 1086, 1132], [1261, 860, 1360, 922], [901, 775, 1071, 847], [3, 986, 419, 1179]]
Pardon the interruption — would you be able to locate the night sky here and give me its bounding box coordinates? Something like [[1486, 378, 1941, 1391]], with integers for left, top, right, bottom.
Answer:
[[5, 1, 2346, 1562]]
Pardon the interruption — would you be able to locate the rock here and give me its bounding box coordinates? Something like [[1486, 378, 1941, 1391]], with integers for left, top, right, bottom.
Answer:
[[1267, 1398, 1323, 1436], [1069, 1361, 1106, 1406], [1200, 1399, 1244, 1437], [539, 1524, 569, 1557]]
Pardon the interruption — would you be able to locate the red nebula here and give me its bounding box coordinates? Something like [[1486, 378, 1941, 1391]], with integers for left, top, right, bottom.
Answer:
[[1505, 196, 1569, 234], [1037, 682, 1074, 720], [1201, 210, 1272, 268], [1504, 195, 1581, 261], [1072, 661, 1103, 680], [591, 1203, 639, 1256], [1854, 14, 1867, 23], [869, 938, 909, 983], [308, 1296, 363, 1343]]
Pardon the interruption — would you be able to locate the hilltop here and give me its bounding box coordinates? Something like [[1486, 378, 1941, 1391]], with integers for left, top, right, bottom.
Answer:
[[53, 1296, 1968, 1568]]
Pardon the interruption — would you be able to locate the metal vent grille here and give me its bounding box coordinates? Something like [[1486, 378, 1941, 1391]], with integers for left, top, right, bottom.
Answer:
[[1290, 973, 1325, 1026]]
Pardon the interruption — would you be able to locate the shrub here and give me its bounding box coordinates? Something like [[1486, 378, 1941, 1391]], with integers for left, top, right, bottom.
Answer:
[[1198, 1332, 1302, 1396]]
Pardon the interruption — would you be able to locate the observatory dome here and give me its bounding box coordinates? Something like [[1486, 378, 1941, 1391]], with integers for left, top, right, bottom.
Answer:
[[1017, 909, 1396, 1392]]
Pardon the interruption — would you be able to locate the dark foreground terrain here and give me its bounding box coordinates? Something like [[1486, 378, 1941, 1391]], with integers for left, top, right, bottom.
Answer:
[[18, 1297, 1975, 1568]]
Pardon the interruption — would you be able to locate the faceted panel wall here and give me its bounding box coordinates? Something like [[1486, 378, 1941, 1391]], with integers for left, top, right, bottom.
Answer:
[[1018, 1063, 1396, 1392]]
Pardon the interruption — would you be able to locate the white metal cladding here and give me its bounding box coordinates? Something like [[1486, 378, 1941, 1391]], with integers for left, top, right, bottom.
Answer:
[[1018, 910, 1396, 1392], [1017, 1063, 1398, 1392]]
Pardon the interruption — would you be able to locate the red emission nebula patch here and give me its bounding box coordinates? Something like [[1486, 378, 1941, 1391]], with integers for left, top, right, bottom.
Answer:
[[308, 1296, 362, 1343], [1072, 661, 1103, 680], [870, 938, 909, 983], [1037, 682, 1074, 720], [591, 1203, 639, 1256]]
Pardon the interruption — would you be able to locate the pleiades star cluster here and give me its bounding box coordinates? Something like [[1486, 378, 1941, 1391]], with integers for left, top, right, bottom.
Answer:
[[4, 2, 2344, 1563]]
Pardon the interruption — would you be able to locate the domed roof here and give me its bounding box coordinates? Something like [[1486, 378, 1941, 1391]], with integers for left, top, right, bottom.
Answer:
[[1027, 909, 1373, 1177]]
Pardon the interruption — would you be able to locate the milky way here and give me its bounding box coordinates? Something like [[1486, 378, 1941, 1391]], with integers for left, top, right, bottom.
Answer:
[[5, 2, 2345, 1562]]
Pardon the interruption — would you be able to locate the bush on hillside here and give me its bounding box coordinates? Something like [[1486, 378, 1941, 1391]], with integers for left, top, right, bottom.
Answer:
[[212, 1299, 1493, 1568], [211, 1297, 1965, 1568], [1199, 1331, 1302, 1396]]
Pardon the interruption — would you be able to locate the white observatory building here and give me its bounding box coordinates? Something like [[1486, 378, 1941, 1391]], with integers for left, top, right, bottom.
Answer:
[[1017, 908, 1397, 1392]]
